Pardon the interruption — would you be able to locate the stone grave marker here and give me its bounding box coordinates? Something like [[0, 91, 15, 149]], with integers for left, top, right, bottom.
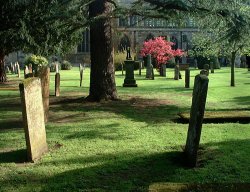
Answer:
[[55, 71, 60, 97], [146, 54, 153, 79], [24, 66, 30, 78], [210, 62, 214, 73], [123, 59, 137, 87], [80, 68, 83, 87], [184, 74, 209, 167], [19, 78, 48, 162], [174, 65, 179, 80], [204, 64, 210, 76], [17, 63, 21, 78], [200, 69, 208, 76], [6, 66, 10, 74], [139, 61, 142, 76], [185, 68, 190, 88]]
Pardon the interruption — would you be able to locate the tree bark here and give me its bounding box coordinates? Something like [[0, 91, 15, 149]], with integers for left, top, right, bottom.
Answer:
[[0, 51, 7, 83], [231, 51, 236, 87], [87, 0, 117, 101]]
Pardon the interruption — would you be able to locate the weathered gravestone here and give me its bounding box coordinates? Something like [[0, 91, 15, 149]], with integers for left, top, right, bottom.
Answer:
[[185, 68, 190, 88], [174, 65, 179, 80], [24, 66, 30, 79], [210, 62, 214, 73], [19, 78, 48, 162], [160, 64, 166, 77], [184, 74, 209, 167], [36, 67, 50, 123], [55, 64, 60, 96], [204, 64, 210, 76], [17, 63, 21, 78], [139, 61, 142, 76], [146, 54, 153, 79]]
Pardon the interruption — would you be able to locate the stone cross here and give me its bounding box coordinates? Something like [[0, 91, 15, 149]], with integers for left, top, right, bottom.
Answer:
[[184, 74, 209, 167], [19, 78, 48, 162]]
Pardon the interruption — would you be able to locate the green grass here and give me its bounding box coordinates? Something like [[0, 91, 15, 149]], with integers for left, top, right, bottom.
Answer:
[[0, 67, 250, 191]]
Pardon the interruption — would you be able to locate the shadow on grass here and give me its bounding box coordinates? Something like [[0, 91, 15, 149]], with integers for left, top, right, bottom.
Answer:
[[231, 96, 250, 106], [39, 139, 250, 191], [49, 96, 189, 125], [0, 149, 27, 163], [0, 119, 23, 130]]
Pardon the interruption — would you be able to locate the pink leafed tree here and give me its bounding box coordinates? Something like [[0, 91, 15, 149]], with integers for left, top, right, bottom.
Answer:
[[140, 36, 183, 67]]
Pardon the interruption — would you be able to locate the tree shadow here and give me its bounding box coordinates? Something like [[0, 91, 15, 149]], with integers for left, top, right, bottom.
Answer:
[[39, 139, 250, 191], [231, 96, 250, 106], [49, 96, 190, 125], [0, 119, 23, 130], [0, 149, 27, 163]]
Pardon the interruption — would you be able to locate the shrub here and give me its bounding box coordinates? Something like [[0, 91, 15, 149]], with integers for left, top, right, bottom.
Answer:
[[61, 60, 72, 70], [24, 55, 48, 73], [114, 52, 126, 71]]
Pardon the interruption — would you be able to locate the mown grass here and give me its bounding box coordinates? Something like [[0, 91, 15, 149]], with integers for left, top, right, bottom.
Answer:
[[0, 67, 250, 191]]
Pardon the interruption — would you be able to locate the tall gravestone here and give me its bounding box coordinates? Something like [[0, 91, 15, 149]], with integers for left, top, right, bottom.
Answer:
[[80, 68, 83, 87], [19, 78, 48, 162], [146, 54, 153, 79], [17, 63, 21, 78], [174, 65, 179, 80], [185, 68, 190, 88], [55, 64, 60, 96], [36, 67, 50, 123], [139, 61, 142, 76], [210, 62, 214, 73], [160, 64, 166, 77], [184, 74, 209, 167]]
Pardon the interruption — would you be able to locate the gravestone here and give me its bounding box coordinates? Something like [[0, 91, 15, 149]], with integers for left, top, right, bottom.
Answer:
[[121, 62, 124, 76], [160, 64, 166, 77], [210, 62, 214, 73], [55, 73, 60, 96], [204, 64, 210, 76], [151, 64, 155, 80], [6, 66, 10, 74], [139, 61, 142, 76], [36, 67, 50, 123], [184, 74, 209, 167], [19, 78, 48, 162], [123, 60, 137, 87], [146, 54, 153, 79], [200, 69, 208, 76], [17, 63, 21, 78], [80, 68, 83, 87], [24, 66, 30, 78], [174, 65, 179, 80], [185, 68, 190, 88]]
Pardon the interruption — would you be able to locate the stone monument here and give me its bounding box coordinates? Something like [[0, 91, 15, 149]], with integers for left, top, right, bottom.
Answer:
[[123, 47, 137, 87], [19, 78, 48, 162], [184, 74, 209, 167]]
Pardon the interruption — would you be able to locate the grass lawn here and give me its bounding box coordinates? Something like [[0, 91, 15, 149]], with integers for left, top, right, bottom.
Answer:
[[0, 67, 250, 191]]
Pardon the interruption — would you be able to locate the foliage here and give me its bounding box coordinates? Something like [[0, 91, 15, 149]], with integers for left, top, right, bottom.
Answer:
[[24, 55, 48, 67], [140, 37, 183, 67], [61, 60, 72, 70]]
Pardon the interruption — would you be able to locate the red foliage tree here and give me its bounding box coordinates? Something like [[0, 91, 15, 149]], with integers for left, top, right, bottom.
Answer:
[[140, 37, 183, 67]]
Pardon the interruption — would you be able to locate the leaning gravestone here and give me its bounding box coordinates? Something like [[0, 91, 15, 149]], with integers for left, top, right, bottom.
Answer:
[[17, 63, 21, 78], [184, 74, 209, 167], [19, 78, 48, 162]]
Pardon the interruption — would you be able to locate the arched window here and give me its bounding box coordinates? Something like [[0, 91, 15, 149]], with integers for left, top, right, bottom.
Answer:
[[77, 28, 90, 53], [118, 35, 131, 52]]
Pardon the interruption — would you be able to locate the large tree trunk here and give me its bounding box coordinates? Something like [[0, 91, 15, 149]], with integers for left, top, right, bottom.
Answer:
[[0, 51, 7, 83], [87, 0, 118, 101], [231, 51, 236, 87]]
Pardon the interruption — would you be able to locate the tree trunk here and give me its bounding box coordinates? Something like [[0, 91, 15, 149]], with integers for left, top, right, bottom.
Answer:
[[87, 0, 117, 101], [231, 51, 236, 87], [0, 51, 7, 83]]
